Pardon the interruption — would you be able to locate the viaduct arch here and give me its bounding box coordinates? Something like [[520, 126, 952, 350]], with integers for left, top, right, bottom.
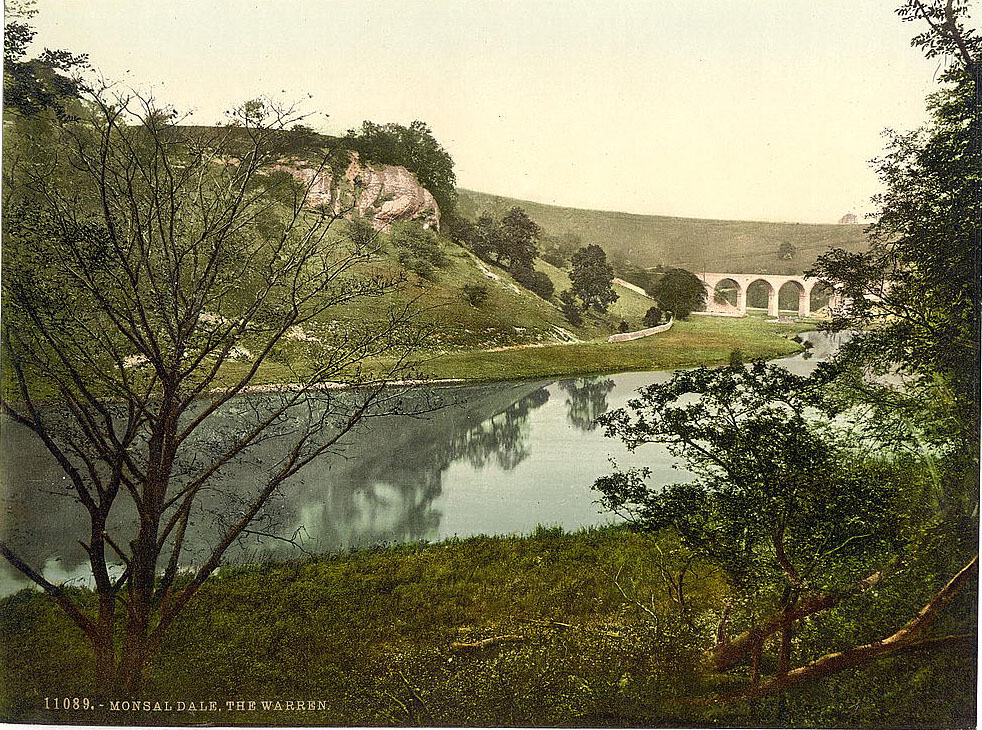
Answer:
[[696, 272, 842, 318]]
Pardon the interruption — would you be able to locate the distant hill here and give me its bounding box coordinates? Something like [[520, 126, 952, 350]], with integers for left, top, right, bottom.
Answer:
[[457, 189, 869, 276]]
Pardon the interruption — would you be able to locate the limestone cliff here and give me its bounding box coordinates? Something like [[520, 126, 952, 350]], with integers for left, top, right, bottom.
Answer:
[[279, 152, 440, 231]]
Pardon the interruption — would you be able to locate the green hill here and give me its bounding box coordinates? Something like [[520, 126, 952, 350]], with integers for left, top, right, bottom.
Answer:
[[457, 189, 868, 276]]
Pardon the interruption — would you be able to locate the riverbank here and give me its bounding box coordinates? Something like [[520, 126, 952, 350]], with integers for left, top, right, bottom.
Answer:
[[0, 526, 971, 728], [222, 316, 817, 388], [413, 316, 812, 381]]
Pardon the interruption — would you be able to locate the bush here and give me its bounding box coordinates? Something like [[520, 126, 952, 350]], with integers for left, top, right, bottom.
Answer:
[[643, 307, 663, 327], [618, 320, 630, 333], [649, 268, 706, 320], [729, 349, 744, 366], [389, 221, 448, 280], [530, 271, 555, 300], [461, 283, 490, 307], [512, 264, 555, 300], [559, 289, 582, 326]]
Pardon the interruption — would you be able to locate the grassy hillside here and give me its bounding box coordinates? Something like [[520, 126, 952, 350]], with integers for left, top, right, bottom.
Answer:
[[458, 189, 868, 276], [217, 229, 810, 386]]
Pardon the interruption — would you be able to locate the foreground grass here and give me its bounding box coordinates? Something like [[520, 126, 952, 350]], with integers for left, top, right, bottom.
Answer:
[[1, 526, 974, 728]]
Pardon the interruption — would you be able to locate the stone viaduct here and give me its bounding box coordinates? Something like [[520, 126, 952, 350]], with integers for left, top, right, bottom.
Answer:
[[696, 272, 841, 318]]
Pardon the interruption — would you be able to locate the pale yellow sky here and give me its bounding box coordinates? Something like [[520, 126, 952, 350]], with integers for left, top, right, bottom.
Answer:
[[28, 0, 951, 223]]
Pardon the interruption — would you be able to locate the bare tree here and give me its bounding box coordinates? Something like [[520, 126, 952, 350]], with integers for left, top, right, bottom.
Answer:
[[1, 88, 427, 693]]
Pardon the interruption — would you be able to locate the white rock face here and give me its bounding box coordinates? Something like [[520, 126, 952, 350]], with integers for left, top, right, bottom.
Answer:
[[278, 153, 440, 231]]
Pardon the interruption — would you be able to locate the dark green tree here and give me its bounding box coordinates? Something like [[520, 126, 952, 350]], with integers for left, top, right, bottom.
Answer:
[[345, 119, 457, 216], [595, 362, 976, 698], [511, 263, 554, 300], [3, 3, 89, 120], [558, 289, 582, 326], [497, 206, 540, 271], [642, 306, 663, 328], [569, 244, 618, 312], [650, 268, 707, 320], [472, 214, 499, 261]]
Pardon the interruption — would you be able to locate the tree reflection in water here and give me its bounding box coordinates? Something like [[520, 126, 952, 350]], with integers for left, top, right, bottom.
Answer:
[[559, 377, 615, 432], [0, 381, 554, 591], [449, 387, 550, 470]]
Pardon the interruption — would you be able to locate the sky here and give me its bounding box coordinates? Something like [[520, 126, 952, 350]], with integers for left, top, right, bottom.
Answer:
[[27, 0, 953, 224]]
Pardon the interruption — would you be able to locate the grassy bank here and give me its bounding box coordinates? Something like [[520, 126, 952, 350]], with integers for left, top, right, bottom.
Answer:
[[411, 315, 813, 381], [216, 313, 813, 387], [1, 526, 973, 727]]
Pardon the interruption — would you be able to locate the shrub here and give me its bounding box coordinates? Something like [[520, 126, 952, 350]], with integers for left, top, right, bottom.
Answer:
[[643, 307, 663, 327], [559, 289, 582, 326], [512, 264, 555, 300], [389, 221, 448, 280], [461, 283, 490, 307]]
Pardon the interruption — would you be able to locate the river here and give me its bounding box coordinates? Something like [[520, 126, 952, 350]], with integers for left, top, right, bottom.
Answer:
[[0, 331, 843, 595]]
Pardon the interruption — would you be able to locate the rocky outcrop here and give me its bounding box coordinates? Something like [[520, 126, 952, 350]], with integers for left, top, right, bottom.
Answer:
[[279, 153, 440, 231]]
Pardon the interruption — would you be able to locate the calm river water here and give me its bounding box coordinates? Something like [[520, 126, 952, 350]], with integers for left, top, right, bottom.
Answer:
[[0, 331, 843, 594]]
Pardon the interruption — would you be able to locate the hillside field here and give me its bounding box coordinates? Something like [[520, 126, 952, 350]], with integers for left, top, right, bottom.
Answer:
[[458, 189, 869, 276]]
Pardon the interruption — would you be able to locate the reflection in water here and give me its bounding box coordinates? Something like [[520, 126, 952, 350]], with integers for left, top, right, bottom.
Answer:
[[451, 387, 550, 470], [0, 332, 841, 594], [559, 377, 615, 432], [0, 381, 554, 593]]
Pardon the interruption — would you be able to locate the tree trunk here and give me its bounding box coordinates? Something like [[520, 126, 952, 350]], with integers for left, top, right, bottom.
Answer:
[[707, 556, 978, 703], [707, 564, 891, 671]]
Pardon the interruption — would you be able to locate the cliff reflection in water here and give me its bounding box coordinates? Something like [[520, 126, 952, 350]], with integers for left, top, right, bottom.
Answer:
[[0, 380, 555, 593], [282, 381, 552, 555]]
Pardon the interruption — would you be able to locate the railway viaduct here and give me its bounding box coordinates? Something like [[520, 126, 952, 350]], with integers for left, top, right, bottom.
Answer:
[[696, 272, 842, 317]]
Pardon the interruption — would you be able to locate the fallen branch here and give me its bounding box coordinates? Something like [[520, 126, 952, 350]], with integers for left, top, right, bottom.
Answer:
[[517, 617, 573, 628], [708, 560, 896, 670], [451, 634, 524, 651], [695, 556, 978, 703]]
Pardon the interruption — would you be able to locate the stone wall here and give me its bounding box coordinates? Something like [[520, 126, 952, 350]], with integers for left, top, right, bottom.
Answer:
[[606, 317, 674, 343]]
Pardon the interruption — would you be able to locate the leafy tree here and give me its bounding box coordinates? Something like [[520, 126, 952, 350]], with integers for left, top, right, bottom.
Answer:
[[650, 268, 706, 320], [778, 241, 796, 260], [3, 3, 89, 120], [511, 263, 554, 300], [808, 0, 980, 495], [345, 119, 457, 216], [471, 214, 499, 261], [569, 244, 618, 312], [595, 362, 975, 697], [497, 207, 540, 271], [558, 289, 582, 326], [594, 4, 981, 707], [0, 90, 425, 693]]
